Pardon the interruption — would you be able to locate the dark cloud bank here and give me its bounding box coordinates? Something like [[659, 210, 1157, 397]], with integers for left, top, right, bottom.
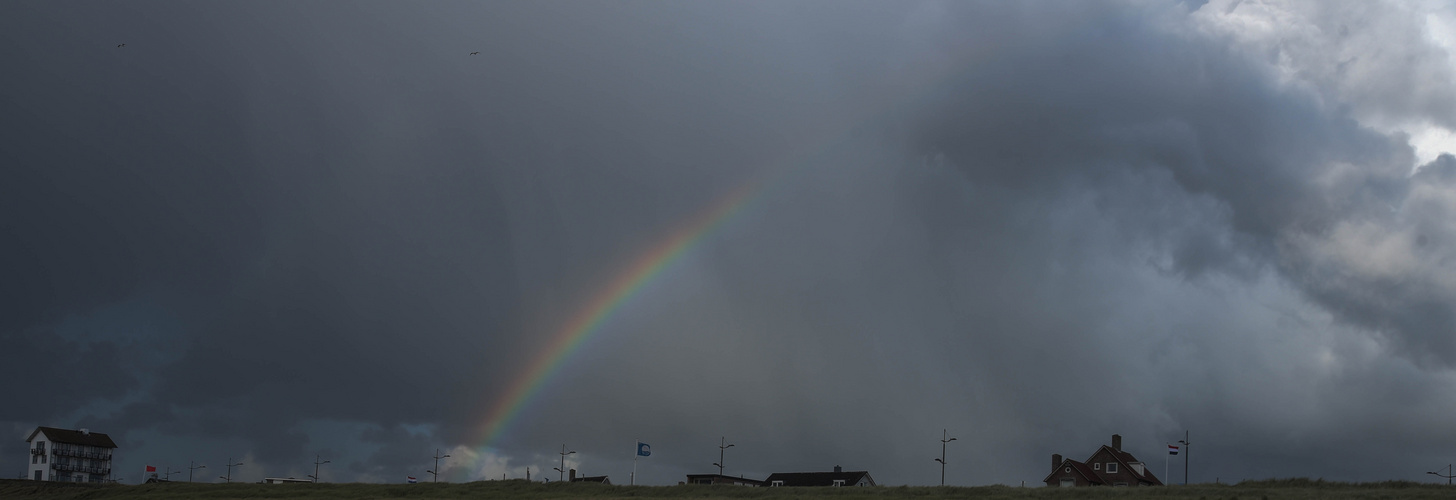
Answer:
[[3, 0, 1456, 486]]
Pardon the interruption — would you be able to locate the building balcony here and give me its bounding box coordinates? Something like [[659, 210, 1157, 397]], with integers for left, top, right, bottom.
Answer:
[[50, 463, 110, 476], [52, 448, 111, 460]]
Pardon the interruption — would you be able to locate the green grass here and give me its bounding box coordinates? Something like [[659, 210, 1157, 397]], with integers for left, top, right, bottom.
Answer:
[[2, 478, 1453, 500]]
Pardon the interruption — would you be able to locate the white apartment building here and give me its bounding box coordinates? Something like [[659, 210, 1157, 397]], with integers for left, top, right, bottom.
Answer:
[[26, 427, 117, 483]]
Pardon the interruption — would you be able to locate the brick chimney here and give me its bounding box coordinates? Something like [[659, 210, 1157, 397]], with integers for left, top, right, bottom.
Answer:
[[1052, 454, 1062, 471], [1112, 434, 1122, 451], [834, 465, 842, 473], [569, 469, 576, 481]]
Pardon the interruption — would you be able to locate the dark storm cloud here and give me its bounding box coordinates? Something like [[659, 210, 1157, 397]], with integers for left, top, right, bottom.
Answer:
[[900, 1, 1456, 367], [4, 0, 1456, 487]]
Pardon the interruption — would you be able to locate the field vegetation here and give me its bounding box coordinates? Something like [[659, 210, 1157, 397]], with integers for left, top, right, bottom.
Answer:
[[2, 478, 1452, 500]]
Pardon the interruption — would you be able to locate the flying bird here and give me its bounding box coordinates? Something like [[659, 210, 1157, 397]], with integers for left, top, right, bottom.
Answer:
[[117, 43, 126, 48], [470, 51, 479, 55]]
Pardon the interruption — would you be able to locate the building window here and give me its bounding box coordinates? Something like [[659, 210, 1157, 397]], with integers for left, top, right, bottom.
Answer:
[[832, 479, 845, 487], [1064, 467, 1070, 473], [1106, 463, 1118, 473], [1093, 463, 1100, 470], [771, 481, 783, 487]]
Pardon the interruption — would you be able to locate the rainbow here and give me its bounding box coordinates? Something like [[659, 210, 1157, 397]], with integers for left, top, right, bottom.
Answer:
[[466, 45, 981, 459], [470, 175, 766, 448]]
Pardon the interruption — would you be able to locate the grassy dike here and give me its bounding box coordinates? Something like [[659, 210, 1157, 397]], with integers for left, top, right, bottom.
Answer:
[[1, 479, 1452, 500]]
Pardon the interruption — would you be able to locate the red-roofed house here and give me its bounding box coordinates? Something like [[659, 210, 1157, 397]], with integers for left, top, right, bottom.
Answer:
[[1043, 434, 1162, 487]]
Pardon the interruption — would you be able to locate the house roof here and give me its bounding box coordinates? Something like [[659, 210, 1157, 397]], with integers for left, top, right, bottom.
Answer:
[[1041, 458, 1104, 485], [26, 427, 118, 448], [763, 471, 874, 486], [1092, 445, 1162, 485]]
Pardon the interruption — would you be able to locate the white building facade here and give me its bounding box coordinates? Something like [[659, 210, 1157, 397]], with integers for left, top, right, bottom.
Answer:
[[26, 427, 117, 483]]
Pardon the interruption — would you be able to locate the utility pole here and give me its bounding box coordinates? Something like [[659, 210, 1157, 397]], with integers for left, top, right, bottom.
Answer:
[[1428, 464, 1454, 485], [713, 437, 734, 476], [310, 454, 330, 483], [219, 457, 243, 483], [427, 449, 451, 483], [1178, 431, 1191, 485], [555, 444, 576, 482], [934, 429, 957, 486], [187, 460, 205, 482]]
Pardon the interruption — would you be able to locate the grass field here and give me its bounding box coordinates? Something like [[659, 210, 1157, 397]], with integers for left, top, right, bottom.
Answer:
[[2, 478, 1452, 500]]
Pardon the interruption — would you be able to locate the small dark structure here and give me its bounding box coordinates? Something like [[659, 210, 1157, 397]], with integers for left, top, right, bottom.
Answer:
[[684, 473, 766, 486], [764, 465, 875, 487], [567, 469, 610, 484]]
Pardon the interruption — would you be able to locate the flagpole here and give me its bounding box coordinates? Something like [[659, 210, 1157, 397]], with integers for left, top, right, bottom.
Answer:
[[632, 438, 637, 486], [1164, 443, 1168, 486]]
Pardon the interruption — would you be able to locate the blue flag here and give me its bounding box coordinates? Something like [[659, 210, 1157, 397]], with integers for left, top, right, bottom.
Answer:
[[637, 442, 651, 457]]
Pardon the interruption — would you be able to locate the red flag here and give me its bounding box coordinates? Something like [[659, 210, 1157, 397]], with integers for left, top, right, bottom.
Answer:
[[146, 465, 156, 472]]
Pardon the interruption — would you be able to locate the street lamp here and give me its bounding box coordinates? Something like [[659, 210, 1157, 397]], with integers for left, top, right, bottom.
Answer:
[[428, 449, 451, 483], [1428, 464, 1454, 485], [555, 444, 577, 482], [313, 454, 331, 483], [1178, 431, 1191, 486], [220, 457, 243, 483], [187, 460, 206, 483], [713, 437, 735, 476], [163, 466, 183, 482], [934, 429, 957, 486]]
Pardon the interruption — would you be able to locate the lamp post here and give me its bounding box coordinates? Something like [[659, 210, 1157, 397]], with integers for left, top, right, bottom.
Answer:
[[427, 449, 451, 483], [220, 457, 243, 483], [187, 460, 205, 482], [1428, 464, 1454, 485], [1178, 431, 1191, 485], [934, 429, 957, 486], [554, 444, 576, 482], [713, 437, 735, 476], [163, 466, 182, 481], [312, 454, 330, 483]]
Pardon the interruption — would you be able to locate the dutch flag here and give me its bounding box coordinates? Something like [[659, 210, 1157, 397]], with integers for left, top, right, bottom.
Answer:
[[407, 476, 418, 483], [1168, 444, 1179, 455]]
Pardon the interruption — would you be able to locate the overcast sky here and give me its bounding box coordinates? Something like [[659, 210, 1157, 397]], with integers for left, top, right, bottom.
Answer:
[[5, 0, 1456, 487]]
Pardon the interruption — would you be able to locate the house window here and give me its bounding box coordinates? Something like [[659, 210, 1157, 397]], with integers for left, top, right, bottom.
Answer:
[[1064, 467, 1070, 473], [1093, 463, 1100, 470], [771, 481, 783, 487], [1106, 463, 1118, 473], [832, 479, 845, 487], [1059, 478, 1074, 487]]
